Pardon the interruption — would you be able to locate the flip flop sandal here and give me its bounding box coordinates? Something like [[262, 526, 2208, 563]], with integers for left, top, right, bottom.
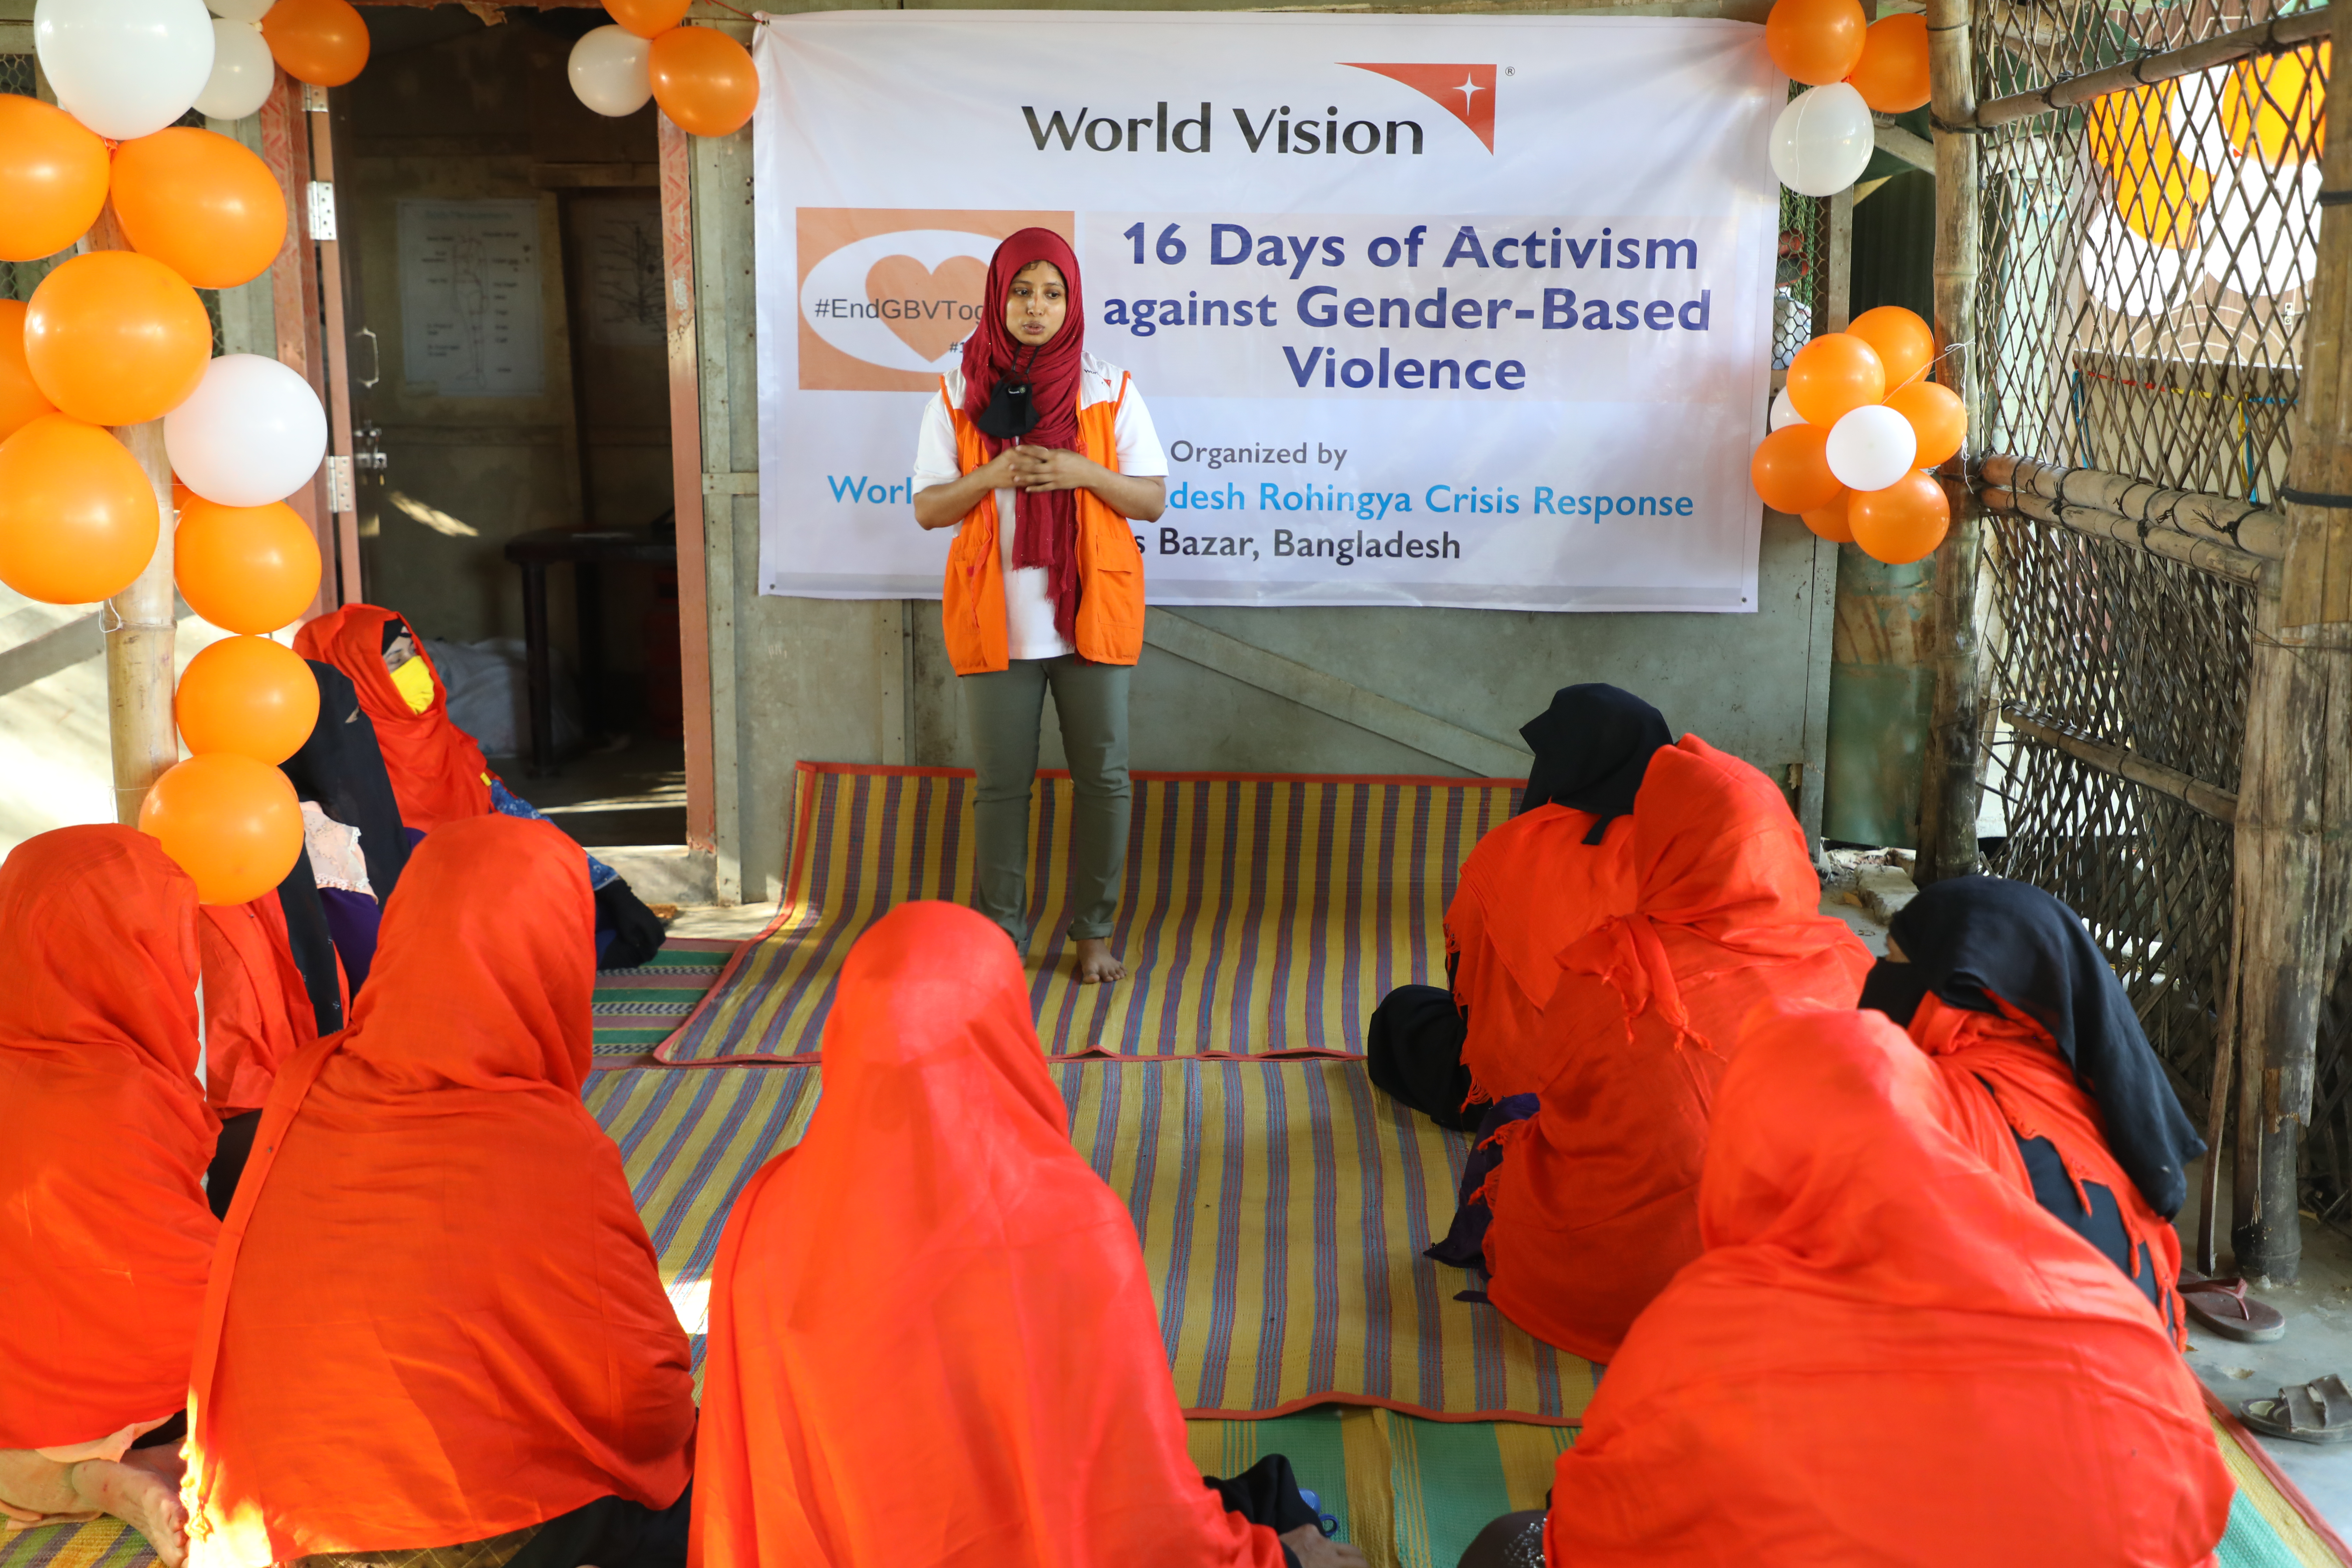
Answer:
[[1296, 1488, 1340, 1539], [2181, 1271, 2287, 1343], [2243, 1375, 2352, 1444]]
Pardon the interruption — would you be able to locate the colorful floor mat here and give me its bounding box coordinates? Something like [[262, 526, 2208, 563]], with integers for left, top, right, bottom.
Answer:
[[654, 764, 1517, 1064], [588, 1054, 1591, 1422], [592, 938, 732, 1057]]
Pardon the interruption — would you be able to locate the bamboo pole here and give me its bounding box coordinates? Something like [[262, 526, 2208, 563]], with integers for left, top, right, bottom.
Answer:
[[2214, 0, 2352, 1285], [1978, 452, 2288, 559], [1980, 486, 2269, 586], [1918, 0, 1985, 884], [88, 208, 179, 826], [1972, 6, 2330, 130], [1998, 703, 2241, 822]]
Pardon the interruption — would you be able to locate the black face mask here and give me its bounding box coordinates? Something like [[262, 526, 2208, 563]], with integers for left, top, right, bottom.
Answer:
[[972, 343, 1042, 441], [1857, 958, 1934, 1027]]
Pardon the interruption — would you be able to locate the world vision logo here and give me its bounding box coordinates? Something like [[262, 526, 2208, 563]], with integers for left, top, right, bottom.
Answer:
[[797, 208, 1074, 391], [1018, 64, 1498, 159]]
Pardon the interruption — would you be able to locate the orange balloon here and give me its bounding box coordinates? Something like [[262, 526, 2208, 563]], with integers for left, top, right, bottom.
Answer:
[[0, 301, 57, 445], [607, 0, 691, 38], [2225, 43, 2328, 166], [262, 0, 371, 88], [1785, 332, 1886, 426], [111, 128, 291, 291], [1846, 14, 1930, 113], [176, 634, 321, 765], [650, 27, 758, 138], [176, 497, 323, 634], [172, 477, 194, 517], [1847, 306, 1935, 391], [1751, 424, 1844, 515], [1802, 489, 1855, 543], [1886, 380, 1967, 468], [24, 252, 213, 427], [1766, 0, 1868, 86], [0, 415, 160, 604], [0, 96, 110, 264], [1849, 470, 1951, 564], [138, 752, 305, 905]]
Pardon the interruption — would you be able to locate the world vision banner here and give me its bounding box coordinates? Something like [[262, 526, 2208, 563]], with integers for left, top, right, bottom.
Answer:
[[751, 13, 1783, 612]]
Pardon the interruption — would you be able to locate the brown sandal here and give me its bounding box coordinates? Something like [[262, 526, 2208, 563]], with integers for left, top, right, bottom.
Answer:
[[2244, 1375, 2352, 1444], [2180, 1271, 2286, 1343]]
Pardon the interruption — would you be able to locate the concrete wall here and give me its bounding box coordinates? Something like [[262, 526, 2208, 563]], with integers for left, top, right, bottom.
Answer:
[[680, 0, 1839, 904]]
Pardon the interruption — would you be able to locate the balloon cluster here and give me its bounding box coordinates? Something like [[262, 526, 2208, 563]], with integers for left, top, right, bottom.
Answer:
[[1749, 306, 1963, 565], [0, 0, 340, 901], [1765, 0, 1929, 197], [569, 0, 757, 138]]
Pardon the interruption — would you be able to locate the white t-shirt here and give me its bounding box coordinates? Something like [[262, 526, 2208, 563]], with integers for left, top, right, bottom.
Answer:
[[913, 351, 1167, 662]]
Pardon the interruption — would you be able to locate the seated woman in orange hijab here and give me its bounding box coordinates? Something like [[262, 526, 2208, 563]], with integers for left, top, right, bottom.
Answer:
[[1449, 737, 1871, 1363], [692, 901, 1365, 1568], [0, 827, 216, 1566], [182, 816, 697, 1568], [1366, 685, 1667, 1130], [1860, 875, 2220, 1346], [1456, 1002, 2233, 1567]]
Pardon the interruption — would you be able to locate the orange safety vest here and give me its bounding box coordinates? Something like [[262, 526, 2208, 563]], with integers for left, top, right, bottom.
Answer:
[[939, 375, 1147, 675]]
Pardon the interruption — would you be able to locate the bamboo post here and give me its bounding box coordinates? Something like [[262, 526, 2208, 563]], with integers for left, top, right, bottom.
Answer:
[[89, 208, 180, 826], [2219, 0, 2352, 1285], [1918, 0, 1986, 883]]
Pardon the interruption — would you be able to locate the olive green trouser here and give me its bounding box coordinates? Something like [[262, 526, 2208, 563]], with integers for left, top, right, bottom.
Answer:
[[961, 655, 1131, 949]]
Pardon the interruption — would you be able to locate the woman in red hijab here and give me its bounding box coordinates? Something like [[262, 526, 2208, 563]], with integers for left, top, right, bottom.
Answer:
[[0, 826, 213, 1566], [182, 816, 696, 1568], [1368, 685, 1671, 1129], [1457, 1002, 2233, 1567], [691, 901, 1364, 1568], [1461, 736, 1872, 1363], [912, 229, 1168, 986]]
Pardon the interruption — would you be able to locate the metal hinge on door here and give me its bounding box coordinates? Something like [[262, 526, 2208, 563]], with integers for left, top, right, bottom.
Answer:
[[324, 455, 355, 514], [307, 181, 337, 242]]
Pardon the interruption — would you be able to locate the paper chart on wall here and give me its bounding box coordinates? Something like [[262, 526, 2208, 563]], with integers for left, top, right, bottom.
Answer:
[[396, 198, 547, 398]]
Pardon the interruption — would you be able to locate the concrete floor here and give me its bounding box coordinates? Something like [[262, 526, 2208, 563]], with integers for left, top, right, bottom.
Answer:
[[497, 736, 687, 848]]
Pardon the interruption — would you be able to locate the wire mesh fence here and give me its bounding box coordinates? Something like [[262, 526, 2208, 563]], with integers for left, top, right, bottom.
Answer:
[[1972, 0, 2332, 1180], [1777, 172, 1833, 368]]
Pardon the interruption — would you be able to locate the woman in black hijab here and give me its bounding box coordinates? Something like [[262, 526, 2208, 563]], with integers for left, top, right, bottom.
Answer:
[[1365, 685, 1672, 1129], [1858, 876, 2274, 1342]]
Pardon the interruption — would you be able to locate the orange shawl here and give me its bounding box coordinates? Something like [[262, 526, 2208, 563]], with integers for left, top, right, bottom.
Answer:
[[691, 902, 1288, 1568], [1449, 804, 1638, 1108], [0, 826, 214, 1450], [1910, 991, 2188, 1347], [293, 604, 492, 832], [1480, 737, 1871, 1362], [184, 816, 694, 1567], [1544, 1003, 2232, 1566], [198, 895, 322, 1116]]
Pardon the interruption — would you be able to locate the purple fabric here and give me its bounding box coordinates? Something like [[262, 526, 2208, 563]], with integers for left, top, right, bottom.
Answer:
[[1425, 1093, 1539, 1269], [317, 887, 382, 994]]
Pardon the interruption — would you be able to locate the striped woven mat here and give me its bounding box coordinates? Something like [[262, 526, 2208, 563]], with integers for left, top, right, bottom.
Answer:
[[589, 1055, 1591, 1422], [655, 764, 1516, 1064], [593, 938, 732, 1058]]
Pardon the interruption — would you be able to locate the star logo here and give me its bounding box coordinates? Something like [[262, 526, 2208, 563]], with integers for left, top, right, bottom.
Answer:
[[1341, 63, 1499, 152]]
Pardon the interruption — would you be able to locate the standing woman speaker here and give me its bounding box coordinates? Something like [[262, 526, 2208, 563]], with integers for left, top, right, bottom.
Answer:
[[912, 229, 1167, 983]]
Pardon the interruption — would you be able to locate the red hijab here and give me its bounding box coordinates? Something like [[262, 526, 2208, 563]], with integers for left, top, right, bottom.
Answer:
[[293, 603, 493, 832], [0, 825, 214, 1451], [690, 901, 1286, 1568], [184, 816, 695, 1566], [1544, 1002, 2232, 1566], [198, 895, 323, 1115], [1479, 737, 1872, 1361], [960, 227, 1086, 645]]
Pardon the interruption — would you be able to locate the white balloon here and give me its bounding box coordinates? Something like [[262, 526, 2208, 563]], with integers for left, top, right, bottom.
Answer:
[[165, 355, 330, 509], [1769, 386, 1805, 431], [569, 25, 651, 118], [35, 0, 217, 141], [208, 0, 275, 21], [1825, 405, 1919, 493], [193, 18, 273, 120], [1769, 84, 1875, 199]]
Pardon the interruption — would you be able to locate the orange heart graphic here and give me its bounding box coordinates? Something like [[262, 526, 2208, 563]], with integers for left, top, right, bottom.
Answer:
[[864, 254, 988, 363]]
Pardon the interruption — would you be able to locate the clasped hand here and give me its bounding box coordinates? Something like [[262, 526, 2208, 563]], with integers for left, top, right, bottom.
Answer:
[[985, 444, 1095, 493]]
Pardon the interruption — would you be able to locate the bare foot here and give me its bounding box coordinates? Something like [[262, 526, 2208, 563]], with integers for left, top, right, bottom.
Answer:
[[1072, 937, 1125, 985], [69, 1459, 188, 1567], [1281, 1524, 1368, 1567]]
